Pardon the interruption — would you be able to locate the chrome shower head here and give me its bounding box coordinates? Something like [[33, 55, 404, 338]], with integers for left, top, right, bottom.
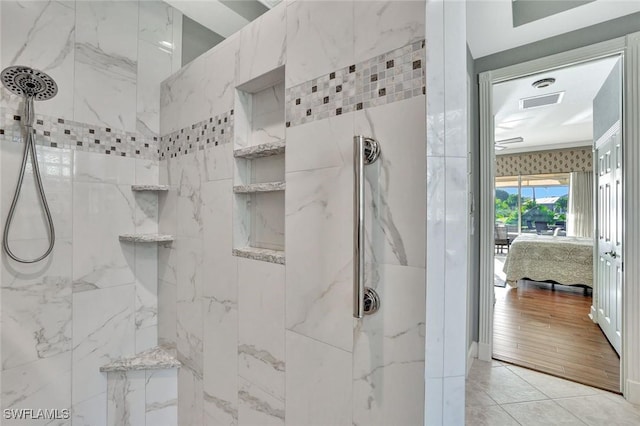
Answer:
[[1, 66, 57, 100]]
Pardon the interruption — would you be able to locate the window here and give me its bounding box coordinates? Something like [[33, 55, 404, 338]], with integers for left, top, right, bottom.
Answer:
[[496, 173, 569, 235]]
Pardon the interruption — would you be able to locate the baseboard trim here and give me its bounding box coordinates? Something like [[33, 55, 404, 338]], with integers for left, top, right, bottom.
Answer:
[[467, 341, 478, 375], [626, 379, 640, 404], [589, 305, 598, 323], [478, 342, 492, 361]]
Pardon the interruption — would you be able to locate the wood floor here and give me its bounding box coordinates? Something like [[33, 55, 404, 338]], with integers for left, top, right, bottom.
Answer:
[[493, 280, 621, 393]]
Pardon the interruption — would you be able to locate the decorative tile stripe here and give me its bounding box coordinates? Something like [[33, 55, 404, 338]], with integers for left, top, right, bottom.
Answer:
[[285, 40, 426, 127], [159, 110, 234, 159], [0, 108, 158, 160]]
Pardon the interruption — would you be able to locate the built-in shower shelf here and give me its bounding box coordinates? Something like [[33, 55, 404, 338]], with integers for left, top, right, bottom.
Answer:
[[232, 247, 285, 265], [119, 234, 175, 243], [131, 185, 170, 192], [233, 140, 285, 159], [100, 345, 181, 372], [233, 182, 285, 193]]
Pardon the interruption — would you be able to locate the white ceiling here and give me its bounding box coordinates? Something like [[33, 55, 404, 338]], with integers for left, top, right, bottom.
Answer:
[[166, 0, 280, 38], [467, 0, 640, 59], [493, 55, 620, 154]]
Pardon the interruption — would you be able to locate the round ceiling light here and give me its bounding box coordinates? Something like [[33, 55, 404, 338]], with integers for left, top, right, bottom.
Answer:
[[532, 77, 556, 89]]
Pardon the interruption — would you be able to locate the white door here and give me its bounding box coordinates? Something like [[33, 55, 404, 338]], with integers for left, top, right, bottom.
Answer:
[[593, 58, 622, 355], [595, 131, 622, 355]]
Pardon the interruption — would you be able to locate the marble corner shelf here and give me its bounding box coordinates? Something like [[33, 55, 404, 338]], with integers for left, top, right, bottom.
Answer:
[[233, 181, 285, 193], [119, 234, 175, 243], [232, 247, 285, 265], [233, 140, 286, 159], [131, 184, 170, 192], [100, 346, 181, 372]]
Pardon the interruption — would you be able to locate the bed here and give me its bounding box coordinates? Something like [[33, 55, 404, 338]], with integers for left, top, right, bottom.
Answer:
[[503, 234, 594, 288]]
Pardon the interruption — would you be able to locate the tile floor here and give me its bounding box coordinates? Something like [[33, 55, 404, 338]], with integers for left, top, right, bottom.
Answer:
[[466, 359, 640, 425]]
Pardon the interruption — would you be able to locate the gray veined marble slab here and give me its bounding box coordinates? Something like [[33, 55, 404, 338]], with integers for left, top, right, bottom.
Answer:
[[131, 184, 170, 191], [233, 182, 285, 193], [119, 234, 175, 243], [232, 247, 285, 265], [233, 140, 286, 159], [100, 345, 181, 372]]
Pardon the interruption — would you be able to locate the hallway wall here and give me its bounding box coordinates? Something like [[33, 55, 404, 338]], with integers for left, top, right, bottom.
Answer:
[[158, 1, 427, 424], [0, 1, 181, 424]]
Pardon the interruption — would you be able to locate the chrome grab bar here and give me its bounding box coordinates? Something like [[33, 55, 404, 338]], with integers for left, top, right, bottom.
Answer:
[[353, 136, 381, 318]]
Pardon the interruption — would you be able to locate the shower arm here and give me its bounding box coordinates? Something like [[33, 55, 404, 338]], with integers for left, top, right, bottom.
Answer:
[[353, 135, 381, 318]]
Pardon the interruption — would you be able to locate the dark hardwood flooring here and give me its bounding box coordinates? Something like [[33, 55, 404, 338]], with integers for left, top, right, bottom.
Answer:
[[493, 280, 621, 393]]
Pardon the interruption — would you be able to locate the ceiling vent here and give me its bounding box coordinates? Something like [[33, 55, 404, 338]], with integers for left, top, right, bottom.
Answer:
[[519, 91, 564, 110]]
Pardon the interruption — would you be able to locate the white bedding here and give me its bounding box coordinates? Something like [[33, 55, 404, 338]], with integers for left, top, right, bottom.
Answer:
[[503, 234, 594, 287]]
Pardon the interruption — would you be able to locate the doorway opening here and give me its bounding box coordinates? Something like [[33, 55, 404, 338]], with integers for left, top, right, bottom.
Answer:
[[489, 56, 622, 393]]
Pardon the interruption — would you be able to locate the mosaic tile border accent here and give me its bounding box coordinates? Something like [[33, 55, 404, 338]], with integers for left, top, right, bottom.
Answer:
[[0, 108, 158, 160], [285, 40, 426, 127], [159, 110, 234, 159]]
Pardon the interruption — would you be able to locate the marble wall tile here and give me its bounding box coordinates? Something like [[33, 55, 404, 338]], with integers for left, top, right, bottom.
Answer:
[[355, 96, 427, 269], [0, 0, 76, 120], [134, 190, 159, 234], [285, 113, 353, 173], [1, 144, 73, 242], [353, 1, 425, 64], [72, 284, 135, 406], [443, 375, 466, 426], [73, 150, 136, 185], [443, 157, 469, 378], [134, 245, 158, 352], [203, 299, 238, 425], [238, 376, 284, 425], [285, 166, 353, 352], [137, 39, 173, 137], [204, 143, 234, 182], [352, 264, 425, 426], [158, 279, 177, 348], [138, 0, 174, 48], [176, 152, 204, 238], [178, 366, 204, 426], [425, 156, 446, 379], [106, 371, 145, 426], [72, 181, 136, 292], [249, 82, 286, 146], [202, 179, 236, 302], [160, 36, 239, 135], [176, 237, 203, 375], [425, 0, 445, 158], [1, 351, 71, 422], [238, 258, 285, 401], [74, 1, 138, 132], [135, 158, 159, 185], [285, 0, 355, 88], [73, 391, 107, 426], [1, 239, 72, 371], [251, 191, 285, 250], [285, 330, 352, 425], [146, 369, 178, 426], [236, 1, 286, 86]]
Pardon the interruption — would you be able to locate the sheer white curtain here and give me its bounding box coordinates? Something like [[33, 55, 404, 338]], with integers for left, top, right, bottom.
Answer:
[[567, 171, 594, 237]]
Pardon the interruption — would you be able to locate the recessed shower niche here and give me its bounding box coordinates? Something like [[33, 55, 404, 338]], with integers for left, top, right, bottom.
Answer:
[[232, 67, 286, 264]]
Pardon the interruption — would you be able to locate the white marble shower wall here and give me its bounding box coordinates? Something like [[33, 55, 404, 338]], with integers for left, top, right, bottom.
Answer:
[[0, 1, 181, 424], [158, 1, 426, 424]]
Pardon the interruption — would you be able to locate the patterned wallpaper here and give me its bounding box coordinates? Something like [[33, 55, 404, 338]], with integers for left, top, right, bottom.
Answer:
[[496, 147, 593, 177]]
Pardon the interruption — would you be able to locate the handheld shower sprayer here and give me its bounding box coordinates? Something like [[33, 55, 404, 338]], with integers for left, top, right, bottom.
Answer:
[[1, 65, 58, 263]]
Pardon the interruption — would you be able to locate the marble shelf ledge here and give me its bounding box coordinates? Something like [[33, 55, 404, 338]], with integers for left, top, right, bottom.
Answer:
[[100, 345, 181, 372], [131, 184, 170, 192], [119, 234, 175, 243], [233, 140, 285, 159], [233, 182, 285, 193], [233, 247, 285, 265]]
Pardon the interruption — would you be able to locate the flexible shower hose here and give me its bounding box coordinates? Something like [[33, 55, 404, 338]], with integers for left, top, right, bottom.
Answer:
[[2, 96, 55, 263]]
